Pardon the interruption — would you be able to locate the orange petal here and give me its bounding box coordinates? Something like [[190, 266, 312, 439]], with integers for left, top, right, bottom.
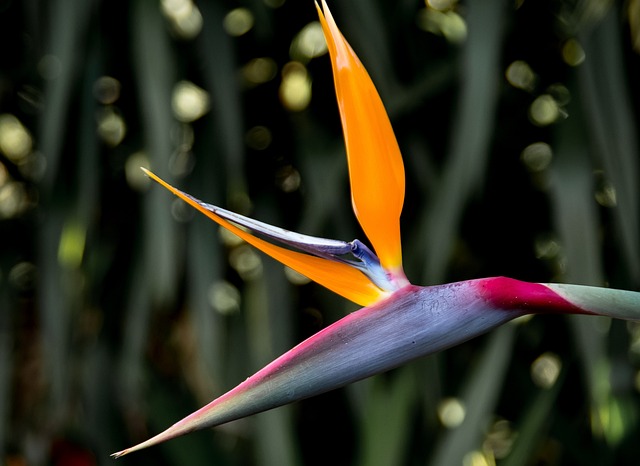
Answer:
[[316, 1, 405, 272], [143, 169, 386, 307]]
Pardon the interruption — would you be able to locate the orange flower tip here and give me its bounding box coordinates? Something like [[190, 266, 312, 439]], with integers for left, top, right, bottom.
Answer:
[[316, 0, 406, 274], [142, 169, 183, 199]]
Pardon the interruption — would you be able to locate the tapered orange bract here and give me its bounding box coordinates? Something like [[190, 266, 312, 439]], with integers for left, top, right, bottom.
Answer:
[[317, 1, 405, 273], [142, 169, 386, 307]]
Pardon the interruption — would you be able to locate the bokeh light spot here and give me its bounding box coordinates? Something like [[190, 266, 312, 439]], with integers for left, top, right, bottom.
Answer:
[[505, 60, 536, 92], [168, 124, 195, 178], [417, 8, 467, 44], [547, 83, 571, 107], [0, 162, 8, 187], [534, 234, 561, 260], [0, 181, 29, 218], [594, 171, 617, 208], [279, 62, 311, 112], [161, 0, 192, 18], [595, 396, 630, 446], [562, 38, 586, 66], [427, 0, 458, 11], [58, 220, 86, 269], [284, 266, 311, 285], [169, 150, 195, 179], [125, 152, 151, 191], [223, 8, 254, 37], [245, 126, 272, 150], [275, 165, 301, 192], [219, 225, 246, 247], [171, 122, 195, 150], [208, 280, 241, 315], [242, 57, 278, 85], [161, 0, 202, 39], [172, 81, 210, 122], [93, 76, 121, 104], [462, 450, 491, 466], [529, 94, 559, 126], [531, 352, 562, 388], [227, 191, 253, 218], [437, 397, 466, 428], [17, 151, 46, 182], [290, 22, 327, 62], [8, 261, 37, 292], [0, 114, 33, 164], [229, 244, 263, 281], [97, 107, 127, 147], [174, 7, 201, 38], [483, 419, 516, 459], [521, 142, 552, 172], [171, 197, 195, 223]]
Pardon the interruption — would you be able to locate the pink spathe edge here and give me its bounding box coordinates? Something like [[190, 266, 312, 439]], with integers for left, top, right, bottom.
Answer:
[[480, 276, 593, 315]]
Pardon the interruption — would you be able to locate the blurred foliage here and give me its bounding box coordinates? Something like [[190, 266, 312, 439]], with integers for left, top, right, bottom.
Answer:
[[1, 0, 640, 465]]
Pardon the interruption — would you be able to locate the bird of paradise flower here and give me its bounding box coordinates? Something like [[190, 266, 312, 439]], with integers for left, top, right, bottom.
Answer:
[[112, 1, 640, 457]]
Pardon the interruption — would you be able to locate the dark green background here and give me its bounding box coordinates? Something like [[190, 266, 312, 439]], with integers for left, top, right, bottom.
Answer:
[[1, 0, 639, 465]]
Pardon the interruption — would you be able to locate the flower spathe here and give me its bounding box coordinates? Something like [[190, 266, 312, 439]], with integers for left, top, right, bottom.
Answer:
[[111, 1, 640, 458]]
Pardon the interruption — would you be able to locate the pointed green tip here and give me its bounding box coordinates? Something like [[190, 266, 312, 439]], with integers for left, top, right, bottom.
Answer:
[[545, 283, 640, 321]]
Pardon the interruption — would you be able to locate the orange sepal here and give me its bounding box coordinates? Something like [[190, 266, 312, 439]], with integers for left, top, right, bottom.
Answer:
[[316, 0, 405, 273]]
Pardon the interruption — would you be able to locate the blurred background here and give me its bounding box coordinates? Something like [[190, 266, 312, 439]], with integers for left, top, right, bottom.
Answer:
[[1, 0, 640, 465]]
